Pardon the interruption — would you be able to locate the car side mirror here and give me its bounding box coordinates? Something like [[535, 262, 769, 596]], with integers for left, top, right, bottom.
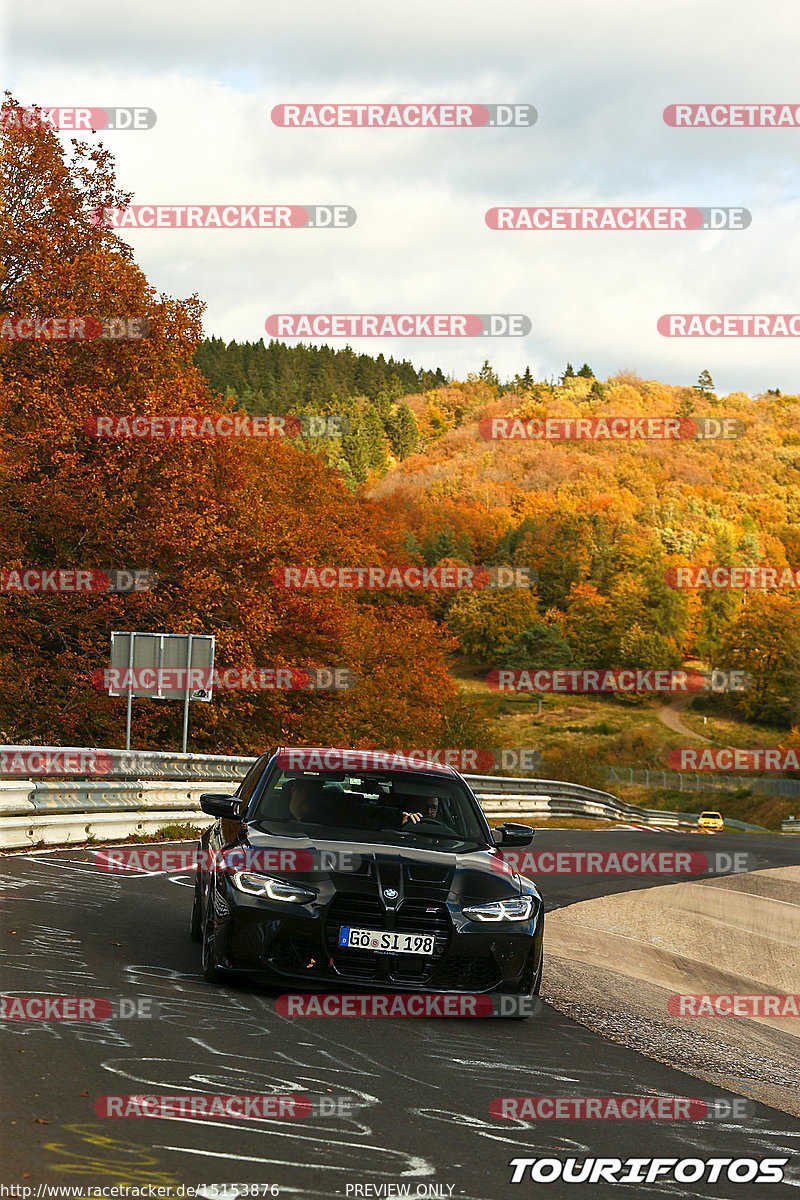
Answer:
[[200, 794, 242, 820], [492, 822, 535, 847]]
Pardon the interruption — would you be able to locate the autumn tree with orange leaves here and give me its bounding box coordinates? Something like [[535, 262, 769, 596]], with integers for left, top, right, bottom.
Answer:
[[0, 97, 466, 751]]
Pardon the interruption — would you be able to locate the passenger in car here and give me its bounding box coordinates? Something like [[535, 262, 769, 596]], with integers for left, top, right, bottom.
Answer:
[[286, 777, 341, 822]]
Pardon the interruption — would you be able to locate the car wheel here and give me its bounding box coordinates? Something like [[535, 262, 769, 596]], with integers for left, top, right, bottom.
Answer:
[[201, 890, 223, 983], [189, 873, 203, 943], [502, 948, 543, 1019], [531, 947, 543, 996]]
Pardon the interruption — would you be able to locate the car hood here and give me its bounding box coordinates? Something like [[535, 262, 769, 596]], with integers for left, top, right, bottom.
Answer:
[[241, 824, 531, 903]]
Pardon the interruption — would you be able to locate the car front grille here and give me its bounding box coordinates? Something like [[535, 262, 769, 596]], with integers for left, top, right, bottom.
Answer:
[[325, 891, 451, 984], [395, 899, 450, 940], [326, 893, 385, 928], [431, 956, 501, 991], [265, 936, 323, 975]]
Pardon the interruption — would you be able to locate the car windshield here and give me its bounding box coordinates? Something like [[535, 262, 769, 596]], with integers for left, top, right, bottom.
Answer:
[[700, 812, 722, 819], [251, 769, 488, 851]]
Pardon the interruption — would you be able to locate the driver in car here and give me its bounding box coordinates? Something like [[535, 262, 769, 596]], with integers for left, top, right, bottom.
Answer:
[[287, 777, 425, 828], [401, 796, 440, 825]]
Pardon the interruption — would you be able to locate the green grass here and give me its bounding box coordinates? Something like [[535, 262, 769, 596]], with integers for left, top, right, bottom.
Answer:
[[454, 659, 800, 828], [155, 822, 203, 840]]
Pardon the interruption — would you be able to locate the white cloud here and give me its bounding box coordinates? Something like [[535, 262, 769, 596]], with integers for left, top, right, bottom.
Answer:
[[7, 0, 800, 393]]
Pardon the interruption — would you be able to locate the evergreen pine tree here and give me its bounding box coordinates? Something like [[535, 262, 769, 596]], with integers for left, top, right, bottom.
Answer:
[[387, 402, 419, 459], [696, 369, 716, 396], [478, 360, 500, 388], [361, 402, 389, 472]]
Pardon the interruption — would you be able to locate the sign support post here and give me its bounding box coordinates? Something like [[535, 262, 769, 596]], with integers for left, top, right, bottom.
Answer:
[[181, 633, 194, 753], [125, 631, 135, 750]]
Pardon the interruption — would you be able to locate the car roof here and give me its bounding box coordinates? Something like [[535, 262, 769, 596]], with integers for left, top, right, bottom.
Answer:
[[273, 747, 459, 777]]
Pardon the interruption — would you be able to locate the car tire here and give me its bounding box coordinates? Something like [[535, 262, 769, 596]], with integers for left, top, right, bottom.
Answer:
[[502, 948, 543, 1019], [531, 947, 543, 996], [201, 890, 223, 983], [189, 873, 203, 943]]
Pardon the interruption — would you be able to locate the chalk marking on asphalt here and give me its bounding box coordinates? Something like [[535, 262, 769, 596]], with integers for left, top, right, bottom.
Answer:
[[254, 994, 443, 1092], [154, 1141, 433, 1175], [185, 1034, 382, 1078], [22, 856, 125, 877], [410, 1105, 592, 1151]]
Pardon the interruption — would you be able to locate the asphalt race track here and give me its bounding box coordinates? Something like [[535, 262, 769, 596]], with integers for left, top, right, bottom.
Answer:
[[2, 830, 799, 1199]]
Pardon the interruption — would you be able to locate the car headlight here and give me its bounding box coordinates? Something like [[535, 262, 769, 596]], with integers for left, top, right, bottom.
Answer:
[[231, 872, 317, 903], [462, 896, 534, 922]]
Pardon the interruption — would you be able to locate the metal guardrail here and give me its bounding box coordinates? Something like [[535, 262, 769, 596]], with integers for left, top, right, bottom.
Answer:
[[0, 780, 232, 848], [463, 774, 754, 826], [465, 775, 668, 823], [6, 747, 794, 801], [0, 746, 778, 848], [0, 745, 254, 781], [463, 774, 621, 805]]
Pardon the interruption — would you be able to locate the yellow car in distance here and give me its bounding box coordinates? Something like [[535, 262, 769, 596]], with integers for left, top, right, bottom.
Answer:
[[697, 810, 725, 832]]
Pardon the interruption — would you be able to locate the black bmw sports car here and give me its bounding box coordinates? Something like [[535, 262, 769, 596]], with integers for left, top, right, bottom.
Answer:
[[191, 748, 543, 1013]]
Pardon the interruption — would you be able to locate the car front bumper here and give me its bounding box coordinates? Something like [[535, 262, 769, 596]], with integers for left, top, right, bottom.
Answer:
[[210, 881, 544, 994]]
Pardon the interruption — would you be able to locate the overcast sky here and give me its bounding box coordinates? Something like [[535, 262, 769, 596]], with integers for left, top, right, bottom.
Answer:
[[8, 0, 800, 394]]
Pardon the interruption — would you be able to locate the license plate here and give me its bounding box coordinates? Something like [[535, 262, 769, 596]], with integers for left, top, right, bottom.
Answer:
[[338, 926, 435, 955]]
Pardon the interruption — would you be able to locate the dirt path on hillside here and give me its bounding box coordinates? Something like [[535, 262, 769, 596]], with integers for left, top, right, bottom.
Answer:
[[658, 694, 712, 742]]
